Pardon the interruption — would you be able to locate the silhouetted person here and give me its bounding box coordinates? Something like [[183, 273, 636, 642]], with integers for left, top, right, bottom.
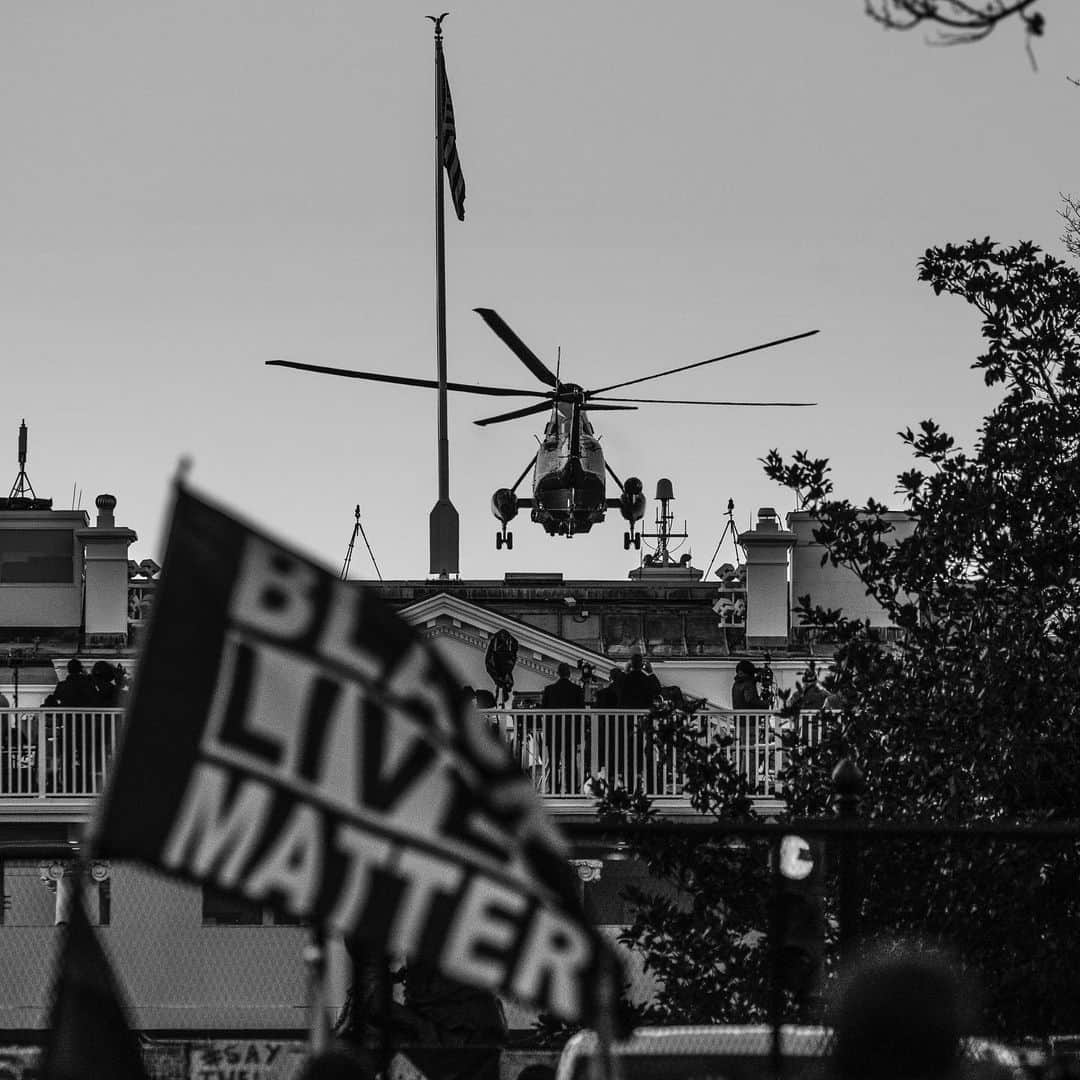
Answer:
[[657, 683, 687, 710], [90, 661, 119, 707], [617, 652, 661, 709], [593, 669, 622, 708], [617, 652, 662, 790], [53, 659, 95, 707], [588, 669, 621, 792], [731, 660, 764, 709], [791, 666, 829, 711], [541, 663, 585, 709], [828, 942, 975, 1080], [540, 664, 585, 792]]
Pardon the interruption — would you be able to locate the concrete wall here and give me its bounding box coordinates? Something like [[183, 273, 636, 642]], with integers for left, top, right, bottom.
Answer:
[[788, 510, 915, 628], [652, 659, 819, 710], [0, 863, 310, 1030], [0, 512, 87, 629]]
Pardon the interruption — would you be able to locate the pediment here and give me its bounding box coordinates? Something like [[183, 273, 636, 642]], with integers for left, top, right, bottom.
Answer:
[[400, 592, 615, 688]]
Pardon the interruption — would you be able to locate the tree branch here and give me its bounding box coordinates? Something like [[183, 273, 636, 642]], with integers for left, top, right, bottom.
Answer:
[[1062, 193, 1080, 262], [864, 0, 1045, 46]]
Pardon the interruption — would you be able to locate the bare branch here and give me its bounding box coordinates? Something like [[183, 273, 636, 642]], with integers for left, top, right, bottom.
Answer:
[[1061, 193, 1080, 262], [865, 1, 1045, 47]]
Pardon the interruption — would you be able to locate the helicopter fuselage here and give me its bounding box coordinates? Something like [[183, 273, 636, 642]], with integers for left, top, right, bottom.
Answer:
[[531, 397, 606, 535]]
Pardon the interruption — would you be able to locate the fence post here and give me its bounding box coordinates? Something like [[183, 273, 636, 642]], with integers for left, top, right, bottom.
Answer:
[[37, 710, 47, 798], [831, 757, 864, 968]]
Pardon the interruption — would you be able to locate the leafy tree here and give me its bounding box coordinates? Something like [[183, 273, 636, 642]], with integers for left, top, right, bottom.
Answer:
[[593, 701, 776, 1024], [762, 238, 1080, 1034], [600, 239, 1080, 1036]]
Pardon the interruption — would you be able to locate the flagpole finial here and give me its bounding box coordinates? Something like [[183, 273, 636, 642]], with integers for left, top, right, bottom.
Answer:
[[426, 12, 450, 38]]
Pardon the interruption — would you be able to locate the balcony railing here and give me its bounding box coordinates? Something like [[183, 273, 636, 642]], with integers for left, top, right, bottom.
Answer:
[[484, 709, 825, 801], [0, 708, 825, 805], [0, 709, 124, 798]]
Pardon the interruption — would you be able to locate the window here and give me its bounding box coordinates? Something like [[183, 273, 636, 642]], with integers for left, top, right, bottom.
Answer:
[[201, 887, 304, 927], [0, 530, 74, 584]]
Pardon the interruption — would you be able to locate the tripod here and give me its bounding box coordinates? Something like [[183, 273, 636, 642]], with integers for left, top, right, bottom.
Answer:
[[703, 499, 742, 580]]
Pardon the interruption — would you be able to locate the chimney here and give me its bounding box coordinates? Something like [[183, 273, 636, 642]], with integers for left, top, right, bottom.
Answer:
[[76, 494, 137, 640], [95, 493, 116, 528], [738, 507, 795, 647]]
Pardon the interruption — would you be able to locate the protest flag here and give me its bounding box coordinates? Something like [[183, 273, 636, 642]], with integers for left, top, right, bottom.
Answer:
[[39, 873, 149, 1080], [92, 482, 623, 1029]]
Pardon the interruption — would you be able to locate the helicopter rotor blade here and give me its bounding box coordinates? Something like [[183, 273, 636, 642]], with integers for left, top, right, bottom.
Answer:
[[591, 396, 816, 407], [472, 400, 639, 427], [473, 400, 557, 427], [266, 360, 547, 398], [587, 328, 820, 396], [473, 309, 559, 388]]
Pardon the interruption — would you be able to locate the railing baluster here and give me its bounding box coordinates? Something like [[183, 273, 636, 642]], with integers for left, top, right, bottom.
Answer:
[[470, 707, 823, 807], [37, 710, 47, 798]]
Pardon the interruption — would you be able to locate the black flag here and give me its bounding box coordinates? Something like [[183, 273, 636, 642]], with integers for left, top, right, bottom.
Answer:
[[40, 875, 149, 1080], [93, 484, 622, 1028]]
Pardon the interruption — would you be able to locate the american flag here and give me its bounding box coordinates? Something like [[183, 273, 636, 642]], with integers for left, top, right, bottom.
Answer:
[[440, 57, 466, 221]]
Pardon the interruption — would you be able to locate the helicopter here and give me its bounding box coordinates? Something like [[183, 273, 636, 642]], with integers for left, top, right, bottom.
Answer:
[[266, 309, 819, 549]]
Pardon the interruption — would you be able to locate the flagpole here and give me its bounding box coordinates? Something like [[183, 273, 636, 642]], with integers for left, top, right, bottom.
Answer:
[[428, 13, 460, 578], [593, 951, 623, 1080], [304, 926, 331, 1055]]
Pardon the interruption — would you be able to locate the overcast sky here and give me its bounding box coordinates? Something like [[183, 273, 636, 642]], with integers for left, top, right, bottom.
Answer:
[[2, 3, 1077, 581]]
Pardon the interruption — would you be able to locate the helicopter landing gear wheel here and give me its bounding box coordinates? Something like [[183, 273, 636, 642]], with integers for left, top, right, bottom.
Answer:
[[624, 532, 631, 551], [634, 534, 642, 550], [496, 532, 503, 550], [505, 532, 513, 550]]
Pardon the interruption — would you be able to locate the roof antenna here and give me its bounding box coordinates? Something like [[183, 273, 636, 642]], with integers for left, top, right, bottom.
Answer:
[[4, 420, 51, 509], [341, 504, 383, 582], [9, 420, 37, 501]]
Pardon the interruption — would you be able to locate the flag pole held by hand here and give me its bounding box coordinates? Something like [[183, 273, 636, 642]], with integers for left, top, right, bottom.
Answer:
[[304, 926, 331, 1055], [593, 952, 624, 1080]]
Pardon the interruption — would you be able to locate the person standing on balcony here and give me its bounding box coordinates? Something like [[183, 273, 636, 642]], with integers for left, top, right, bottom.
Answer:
[[617, 652, 661, 709], [731, 660, 764, 710], [588, 669, 621, 795], [617, 652, 662, 793], [540, 663, 584, 794], [51, 660, 94, 795], [90, 662, 119, 706], [540, 663, 585, 709], [54, 659, 94, 707], [790, 664, 829, 711], [593, 669, 621, 707]]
